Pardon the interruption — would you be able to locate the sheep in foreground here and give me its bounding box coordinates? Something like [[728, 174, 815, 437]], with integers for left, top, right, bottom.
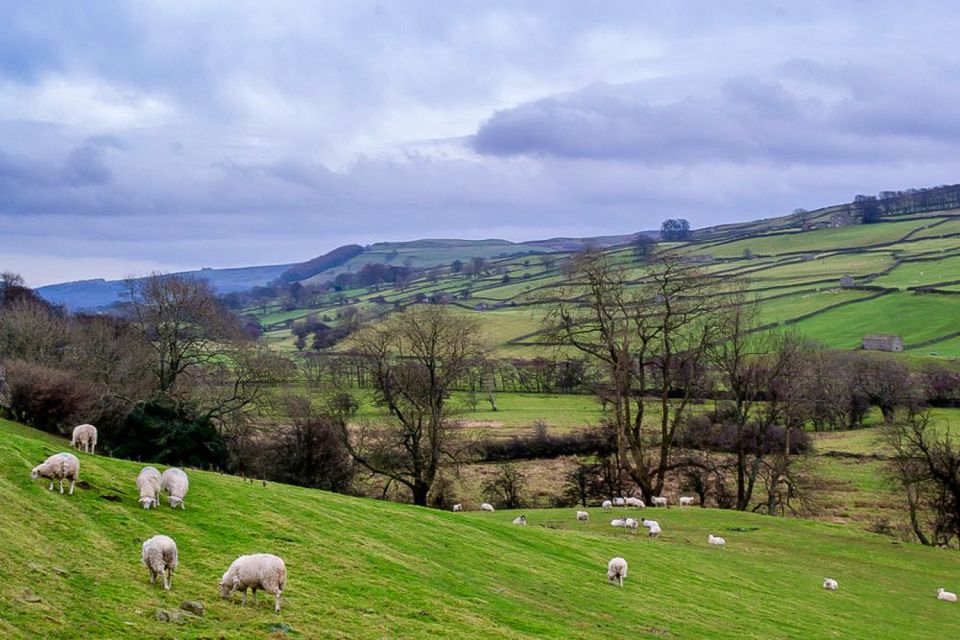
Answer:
[[220, 554, 287, 612], [823, 578, 838, 591], [452, 503, 462, 512], [136, 466, 162, 509], [938, 588, 958, 602], [679, 496, 694, 507], [625, 497, 645, 508], [610, 518, 626, 528], [141, 535, 178, 590], [612, 497, 626, 507], [641, 519, 659, 528], [576, 511, 589, 522], [647, 522, 661, 538], [607, 557, 628, 587], [708, 534, 726, 545], [513, 515, 527, 526], [480, 503, 495, 512], [651, 496, 668, 507], [31, 453, 80, 495], [601, 500, 613, 511], [160, 467, 189, 509], [71, 423, 98, 454], [624, 517, 638, 532]]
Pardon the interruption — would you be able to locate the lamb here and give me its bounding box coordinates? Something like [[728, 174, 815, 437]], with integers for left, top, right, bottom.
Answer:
[[647, 522, 661, 538], [452, 503, 462, 512], [612, 497, 626, 507], [607, 557, 628, 587], [220, 554, 287, 612], [651, 496, 668, 507], [641, 519, 659, 528], [625, 497, 645, 508], [513, 515, 527, 526], [576, 511, 589, 521], [31, 452, 80, 495], [70, 423, 97, 454], [679, 496, 695, 507], [601, 500, 613, 511], [136, 466, 162, 509], [823, 578, 838, 591], [141, 535, 178, 590], [624, 517, 638, 531], [480, 502, 495, 512], [610, 518, 626, 527], [708, 534, 726, 545], [160, 467, 189, 509], [938, 588, 958, 602]]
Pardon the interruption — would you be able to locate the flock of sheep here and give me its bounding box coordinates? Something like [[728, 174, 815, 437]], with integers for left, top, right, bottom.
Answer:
[[24, 422, 960, 619], [29, 424, 289, 612]]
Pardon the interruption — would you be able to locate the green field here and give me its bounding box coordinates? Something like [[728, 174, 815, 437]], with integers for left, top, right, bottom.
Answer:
[[4, 419, 960, 639]]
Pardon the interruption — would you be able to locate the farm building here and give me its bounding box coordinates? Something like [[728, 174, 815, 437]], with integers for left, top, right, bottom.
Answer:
[[831, 211, 854, 227], [862, 334, 904, 352], [839, 275, 855, 288]]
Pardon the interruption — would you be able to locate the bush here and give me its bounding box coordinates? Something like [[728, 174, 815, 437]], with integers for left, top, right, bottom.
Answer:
[[474, 427, 615, 462], [107, 398, 228, 468], [481, 465, 527, 509], [678, 413, 811, 455], [4, 360, 97, 434]]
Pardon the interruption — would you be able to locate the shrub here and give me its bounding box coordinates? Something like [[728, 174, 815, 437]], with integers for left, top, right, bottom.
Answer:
[[474, 427, 615, 462], [4, 360, 97, 434], [481, 465, 527, 509], [107, 398, 228, 468]]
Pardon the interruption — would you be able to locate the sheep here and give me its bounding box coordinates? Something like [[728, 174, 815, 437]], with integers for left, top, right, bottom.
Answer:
[[679, 496, 695, 507], [601, 500, 613, 511], [938, 588, 958, 602], [641, 519, 659, 528], [610, 518, 626, 527], [647, 523, 661, 538], [624, 517, 638, 531], [612, 497, 626, 507], [513, 515, 527, 526], [160, 467, 189, 509], [823, 578, 838, 591], [651, 496, 668, 507], [31, 453, 80, 495], [607, 557, 628, 587], [141, 535, 178, 590], [70, 423, 97, 454], [576, 511, 589, 522], [708, 534, 726, 545], [136, 466, 162, 509], [452, 503, 463, 512], [480, 503, 495, 512], [219, 554, 287, 612], [625, 497, 645, 508]]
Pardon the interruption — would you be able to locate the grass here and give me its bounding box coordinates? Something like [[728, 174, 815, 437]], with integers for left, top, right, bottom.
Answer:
[[873, 254, 960, 288], [3, 418, 960, 639]]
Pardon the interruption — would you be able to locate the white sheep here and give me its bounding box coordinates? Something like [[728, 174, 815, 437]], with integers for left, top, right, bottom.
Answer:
[[70, 423, 97, 454], [452, 503, 462, 512], [612, 497, 626, 507], [576, 511, 589, 521], [624, 517, 639, 531], [708, 534, 726, 545], [610, 518, 626, 527], [141, 535, 178, 590], [601, 500, 613, 511], [607, 557, 628, 587], [31, 452, 80, 495], [480, 502, 495, 512], [641, 519, 659, 528], [651, 496, 668, 507], [938, 588, 958, 602], [823, 578, 838, 591], [220, 554, 287, 612], [647, 522, 661, 538], [160, 467, 189, 509], [136, 466, 162, 509], [513, 515, 527, 526], [679, 496, 695, 507], [625, 497, 645, 508]]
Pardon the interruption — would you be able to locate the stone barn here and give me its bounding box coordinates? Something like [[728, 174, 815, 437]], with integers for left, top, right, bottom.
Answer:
[[862, 334, 904, 352]]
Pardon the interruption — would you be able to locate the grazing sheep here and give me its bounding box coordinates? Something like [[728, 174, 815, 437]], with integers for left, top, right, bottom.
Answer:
[[679, 496, 694, 507], [823, 578, 838, 591], [647, 523, 661, 538], [31, 453, 80, 495], [613, 497, 626, 507], [601, 500, 613, 511], [220, 554, 287, 612], [141, 535, 178, 590], [625, 497, 645, 508], [624, 517, 638, 531], [607, 557, 628, 587], [938, 588, 958, 602], [708, 534, 726, 546], [610, 518, 626, 528], [480, 503, 495, 512], [576, 511, 589, 521], [160, 468, 189, 509], [70, 424, 97, 454], [641, 519, 659, 528], [136, 466, 162, 510], [513, 515, 527, 526], [651, 496, 668, 507], [452, 503, 462, 512]]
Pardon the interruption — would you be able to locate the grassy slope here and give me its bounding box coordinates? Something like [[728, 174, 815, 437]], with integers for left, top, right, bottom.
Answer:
[[4, 419, 960, 639]]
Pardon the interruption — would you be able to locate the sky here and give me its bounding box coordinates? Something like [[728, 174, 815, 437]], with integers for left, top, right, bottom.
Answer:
[[3, 1, 960, 286]]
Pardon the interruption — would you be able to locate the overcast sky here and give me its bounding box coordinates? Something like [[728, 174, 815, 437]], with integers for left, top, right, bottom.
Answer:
[[3, 1, 960, 286]]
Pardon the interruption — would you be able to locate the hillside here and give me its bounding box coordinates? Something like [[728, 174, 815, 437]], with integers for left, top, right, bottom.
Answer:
[[3, 418, 960, 639]]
